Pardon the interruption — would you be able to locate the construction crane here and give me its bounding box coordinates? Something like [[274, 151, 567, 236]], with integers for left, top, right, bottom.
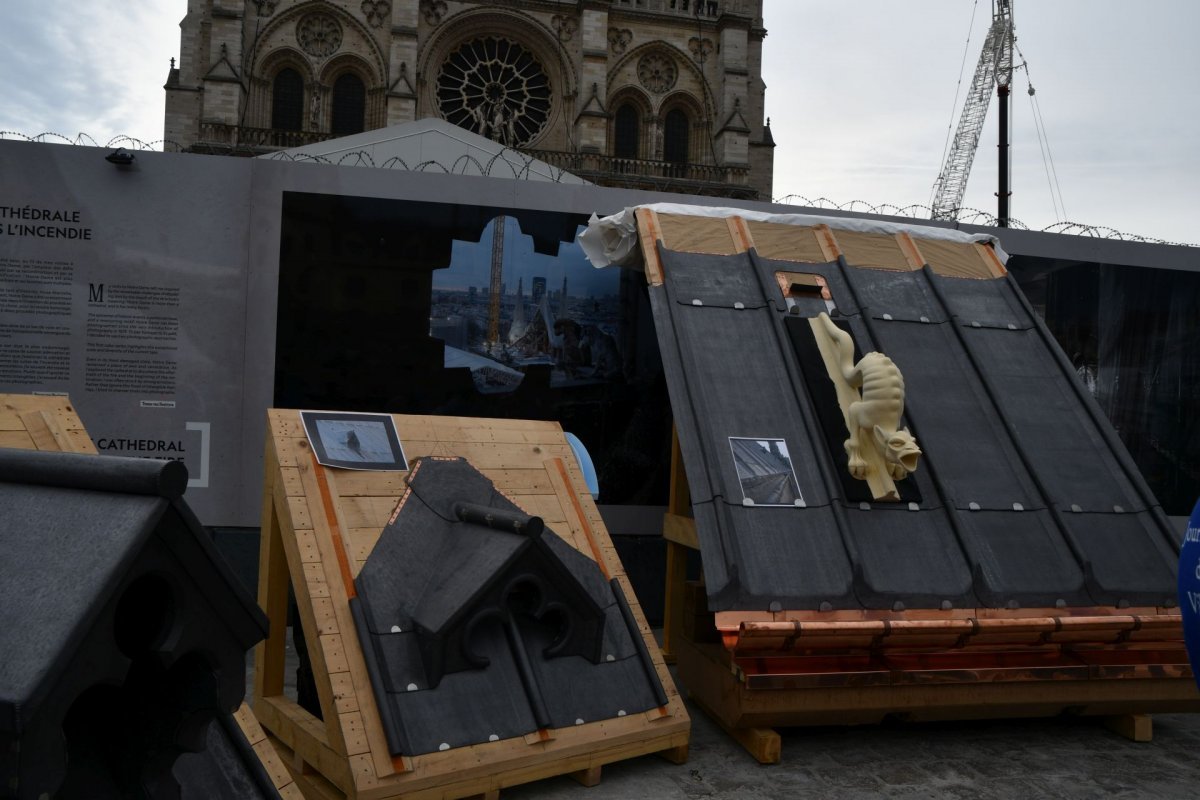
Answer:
[[931, 0, 1015, 225], [486, 215, 506, 347]]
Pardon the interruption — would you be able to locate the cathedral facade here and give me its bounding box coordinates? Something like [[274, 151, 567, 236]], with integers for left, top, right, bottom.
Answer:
[[165, 0, 773, 199]]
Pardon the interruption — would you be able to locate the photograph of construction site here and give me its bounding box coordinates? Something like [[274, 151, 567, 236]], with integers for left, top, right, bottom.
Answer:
[[429, 216, 623, 394]]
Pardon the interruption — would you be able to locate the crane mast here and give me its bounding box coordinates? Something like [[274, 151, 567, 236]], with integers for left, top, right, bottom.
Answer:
[[931, 0, 1014, 223], [486, 215, 506, 347]]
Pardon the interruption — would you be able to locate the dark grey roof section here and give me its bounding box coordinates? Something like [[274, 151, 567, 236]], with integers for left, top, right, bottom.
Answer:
[[352, 457, 666, 757], [648, 244, 1179, 613], [0, 448, 269, 799], [175, 713, 283, 800]]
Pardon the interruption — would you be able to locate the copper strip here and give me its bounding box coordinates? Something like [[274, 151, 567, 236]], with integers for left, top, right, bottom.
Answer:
[[310, 451, 356, 599], [551, 456, 609, 579], [728, 614, 1182, 655]]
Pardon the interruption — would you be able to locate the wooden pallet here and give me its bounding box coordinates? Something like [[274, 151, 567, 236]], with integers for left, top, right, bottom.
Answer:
[[253, 410, 689, 799], [0, 394, 304, 799]]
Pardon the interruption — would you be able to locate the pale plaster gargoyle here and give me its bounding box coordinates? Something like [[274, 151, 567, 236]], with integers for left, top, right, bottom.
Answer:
[[814, 312, 922, 482]]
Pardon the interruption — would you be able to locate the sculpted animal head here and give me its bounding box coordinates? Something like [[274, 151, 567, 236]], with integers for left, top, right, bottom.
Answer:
[[874, 425, 921, 476]]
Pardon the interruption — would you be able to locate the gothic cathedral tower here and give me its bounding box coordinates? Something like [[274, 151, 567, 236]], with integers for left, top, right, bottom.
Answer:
[[165, 0, 773, 199]]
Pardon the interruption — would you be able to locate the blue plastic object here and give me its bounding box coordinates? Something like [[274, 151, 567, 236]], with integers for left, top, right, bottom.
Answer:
[[1178, 497, 1200, 691], [564, 432, 599, 501]]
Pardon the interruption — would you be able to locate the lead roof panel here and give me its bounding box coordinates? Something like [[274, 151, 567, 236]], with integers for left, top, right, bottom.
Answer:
[[351, 458, 666, 756], [645, 231, 1178, 613]]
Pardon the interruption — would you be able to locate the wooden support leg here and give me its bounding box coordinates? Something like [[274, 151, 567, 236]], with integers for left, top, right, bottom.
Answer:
[[689, 694, 781, 765], [1103, 713, 1153, 742], [656, 743, 689, 765], [255, 441, 290, 702], [662, 539, 688, 664], [568, 765, 603, 787]]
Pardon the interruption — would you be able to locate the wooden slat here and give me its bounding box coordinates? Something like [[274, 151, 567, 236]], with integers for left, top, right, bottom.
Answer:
[[1104, 713, 1153, 742], [255, 441, 291, 701], [258, 697, 355, 794], [20, 408, 87, 452], [726, 216, 755, 255], [0, 430, 37, 449], [636, 207, 667, 286], [896, 232, 926, 270], [295, 453, 397, 778], [815, 224, 842, 261], [545, 457, 608, 578], [234, 701, 306, 799], [663, 513, 699, 550], [275, 470, 347, 755], [975, 241, 1009, 276]]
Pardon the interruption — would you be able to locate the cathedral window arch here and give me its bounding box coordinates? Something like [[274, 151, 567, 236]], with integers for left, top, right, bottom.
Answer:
[[662, 107, 690, 168], [614, 103, 640, 159], [606, 88, 651, 164], [331, 72, 367, 135], [272, 67, 305, 131], [656, 89, 707, 173]]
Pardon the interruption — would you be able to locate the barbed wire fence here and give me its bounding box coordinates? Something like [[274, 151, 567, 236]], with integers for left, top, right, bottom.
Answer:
[[770, 195, 1197, 248], [0, 130, 585, 184], [3, 131, 1193, 247]]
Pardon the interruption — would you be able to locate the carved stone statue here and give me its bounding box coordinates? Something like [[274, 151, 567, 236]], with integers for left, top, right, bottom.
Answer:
[[815, 313, 922, 481]]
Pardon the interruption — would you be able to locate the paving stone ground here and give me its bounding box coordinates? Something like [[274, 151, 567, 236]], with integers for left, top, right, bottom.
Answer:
[[505, 701, 1200, 800], [258, 629, 1200, 799]]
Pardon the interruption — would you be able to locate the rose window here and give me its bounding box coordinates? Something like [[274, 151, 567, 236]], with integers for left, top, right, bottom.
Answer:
[[637, 52, 677, 94], [436, 37, 552, 147], [297, 13, 343, 58]]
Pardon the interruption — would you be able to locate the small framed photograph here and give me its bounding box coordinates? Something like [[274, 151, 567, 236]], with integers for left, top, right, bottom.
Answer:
[[729, 437, 804, 507], [300, 411, 408, 471]]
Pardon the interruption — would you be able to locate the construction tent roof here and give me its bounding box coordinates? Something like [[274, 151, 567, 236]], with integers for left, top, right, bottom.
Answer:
[[259, 118, 587, 184]]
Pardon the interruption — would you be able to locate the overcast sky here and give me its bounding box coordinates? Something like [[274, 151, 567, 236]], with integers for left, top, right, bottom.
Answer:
[[1, 1, 1196, 244]]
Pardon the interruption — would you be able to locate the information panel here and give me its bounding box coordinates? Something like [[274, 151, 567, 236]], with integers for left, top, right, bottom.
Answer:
[[0, 144, 252, 524]]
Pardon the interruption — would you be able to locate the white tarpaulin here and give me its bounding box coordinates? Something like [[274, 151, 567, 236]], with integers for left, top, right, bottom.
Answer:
[[578, 202, 1009, 269]]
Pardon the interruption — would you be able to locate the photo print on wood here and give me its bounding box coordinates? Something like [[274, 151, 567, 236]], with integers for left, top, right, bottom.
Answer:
[[729, 437, 805, 507], [300, 410, 408, 470]]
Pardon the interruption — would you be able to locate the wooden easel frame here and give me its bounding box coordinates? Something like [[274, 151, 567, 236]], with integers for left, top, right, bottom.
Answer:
[[253, 410, 689, 799], [636, 210, 1200, 763]]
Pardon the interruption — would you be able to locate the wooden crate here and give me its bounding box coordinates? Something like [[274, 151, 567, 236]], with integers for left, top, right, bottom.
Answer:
[[253, 409, 689, 799], [0, 394, 304, 799]]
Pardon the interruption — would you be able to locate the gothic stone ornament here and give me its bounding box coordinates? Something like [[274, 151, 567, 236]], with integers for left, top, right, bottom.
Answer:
[[437, 37, 552, 147], [297, 13, 343, 58], [361, 0, 391, 28], [688, 37, 713, 62], [608, 28, 632, 55], [421, 0, 448, 26], [551, 14, 577, 43], [814, 312, 922, 489], [637, 52, 677, 94], [255, 0, 278, 16]]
